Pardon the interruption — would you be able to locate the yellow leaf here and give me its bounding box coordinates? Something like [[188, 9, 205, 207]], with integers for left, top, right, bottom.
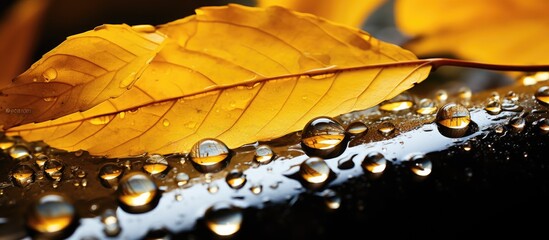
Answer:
[[2, 4, 431, 157], [395, 0, 549, 65], [258, 0, 384, 27]]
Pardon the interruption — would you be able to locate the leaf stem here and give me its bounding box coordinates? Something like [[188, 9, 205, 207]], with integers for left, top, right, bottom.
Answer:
[[427, 58, 549, 72]]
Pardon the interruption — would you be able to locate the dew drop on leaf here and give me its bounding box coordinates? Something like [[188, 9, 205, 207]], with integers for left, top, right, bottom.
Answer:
[[88, 116, 112, 125], [26, 193, 75, 234], [162, 119, 170, 127], [300, 157, 330, 184], [204, 203, 243, 237], [42, 68, 57, 82]]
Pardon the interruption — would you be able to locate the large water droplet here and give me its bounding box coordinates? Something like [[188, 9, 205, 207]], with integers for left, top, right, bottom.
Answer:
[[485, 100, 502, 115], [535, 86, 549, 106], [361, 152, 387, 174], [9, 144, 31, 160], [346, 122, 368, 135], [301, 117, 346, 158], [509, 116, 526, 132], [204, 203, 243, 236], [254, 145, 274, 164], [44, 159, 64, 181], [117, 172, 158, 212], [26, 193, 75, 234], [99, 163, 124, 188], [378, 92, 414, 112], [190, 138, 230, 173], [11, 164, 34, 187], [436, 103, 470, 129], [143, 154, 169, 175], [410, 156, 432, 177], [226, 169, 246, 189], [377, 121, 395, 136], [101, 209, 120, 237], [42, 68, 57, 82], [416, 98, 437, 115], [300, 157, 331, 184]]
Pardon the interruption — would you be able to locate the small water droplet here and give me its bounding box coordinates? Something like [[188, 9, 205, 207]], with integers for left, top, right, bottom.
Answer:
[[254, 145, 274, 164], [520, 75, 537, 86], [509, 116, 526, 132], [346, 122, 368, 135], [462, 142, 472, 151], [42, 68, 57, 82], [377, 121, 395, 136], [435, 90, 448, 102], [81, 179, 87, 187], [505, 91, 519, 102], [131, 24, 156, 33], [361, 152, 387, 174], [44, 159, 64, 181], [143, 154, 169, 175], [118, 112, 126, 119], [34, 153, 48, 168], [43, 97, 56, 102], [175, 172, 189, 187], [162, 119, 170, 127], [300, 157, 330, 184], [226, 169, 246, 189], [204, 202, 243, 236], [89, 116, 112, 125], [175, 194, 183, 201], [485, 100, 502, 115], [535, 72, 549, 81], [99, 163, 124, 185], [9, 144, 31, 160], [101, 209, 120, 237], [117, 172, 158, 211], [535, 86, 549, 106], [11, 164, 34, 187], [0, 140, 14, 150], [250, 184, 263, 195], [301, 117, 346, 158], [458, 87, 472, 99], [190, 138, 230, 172], [322, 189, 341, 210], [436, 103, 470, 129], [74, 150, 84, 157], [416, 98, 437, 115], [26, 193, 75, 234], [495, 125, 505, 134], [410, 156, 432, 177], [308, 72, 336, 80], [378, 92, 414, 112], [207, 183, 219, 194], [537, 118, 549, 133]]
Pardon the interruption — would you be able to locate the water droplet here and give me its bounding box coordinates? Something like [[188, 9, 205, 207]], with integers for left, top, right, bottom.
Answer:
[[308, 72, 336, 80], [301, 117, 346, 158], [535, 86, 549, 106], [11, 164, 34, 187], [0, 140, 14, 150], [101, 209, 120, 237], [378, 92, 414, 112], [495, 125, 505, 134], [42, 68, 57, 82], [300, 157, 330, 184], [489, 92, 500, 101], [175, 194, 183, 201], [416, 98, 437, 115], [143, 154, 169, 175], [226, 169, 246, 189], [34, 153, 48, 168], [535, 72, 549, 81], [250, 184, 263, 195], [537, 118, 549, 133], [346, 122, 368, 135], [89, 116, 112, 125], [44, 159, 64, 181], [8, 144, 31, 160], [43, 97, 56, 102], [462, 142, 472, 151], [175, 172, 189, 187], [505, 91, 519, 102], [322, 189, 341, 210], [435, 90, 448, 102], [131, 24, 156, 33], [458, 87, 472, 99], [485, 100, 502, 115], [190, 138, 230, 172], [410, 156, 432, 177], [162, 119, 170, 127], [26, 193, 75, 234], [520, 75, 537, 86], [117, 172, 158, 211], [377, 121, 395, 136], [207, 183, 219, 194], [509, 116, 526, 132], [118, 112, 126, 119], [436, 103, 470, 129], [73, 150, 84, 157], [99, 163, 124, 186], [204, 203, 243, 236], [501, 99, 523, 112], [254, 145, 274, 164], [361, 152, 387, 174]]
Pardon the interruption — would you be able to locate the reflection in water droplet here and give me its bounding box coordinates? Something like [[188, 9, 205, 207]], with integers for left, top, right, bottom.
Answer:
[[300, 157, 330, 184], [410, 156, 432, 177], [9, 144, 31, 160], [346, 122, 368, 135], [11, 164, 34, 187], [435, 90, 448, 102], [204, 203, 243, 236], [226, 170, 246, 189], [254, 145, 274, 164], [143, 154, 169, 175], [377, 121, 395, 136], [250, 184, 263, 195], [535, 86, 549, 106], [208, 184, 219, 194], [26, 193, 75, 233], [42, 68, 57, 82], [34, 153, 48, 168], [458, 87, 472, 99], [509, 116, 526, 132], [322, 189, 341, 210], [505, 91, 519, 102], [190, 139, 230, 172], [0, 140, 14, 150], [379, 92, 414, 112], [118, 172, 158, 209], [175, 172, 189, 187], [44, 159, 64, 181], [538, 118, 549, 133], [416, 98, 437, 115], [485, 100, 502, 115], [436, 103, 471, 129], [162, 119, 170, 127], [301, 117, 346, 158], [89, 116, 112, 125], [101, 209, 120, 237], [361, 152, 387, 174]]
